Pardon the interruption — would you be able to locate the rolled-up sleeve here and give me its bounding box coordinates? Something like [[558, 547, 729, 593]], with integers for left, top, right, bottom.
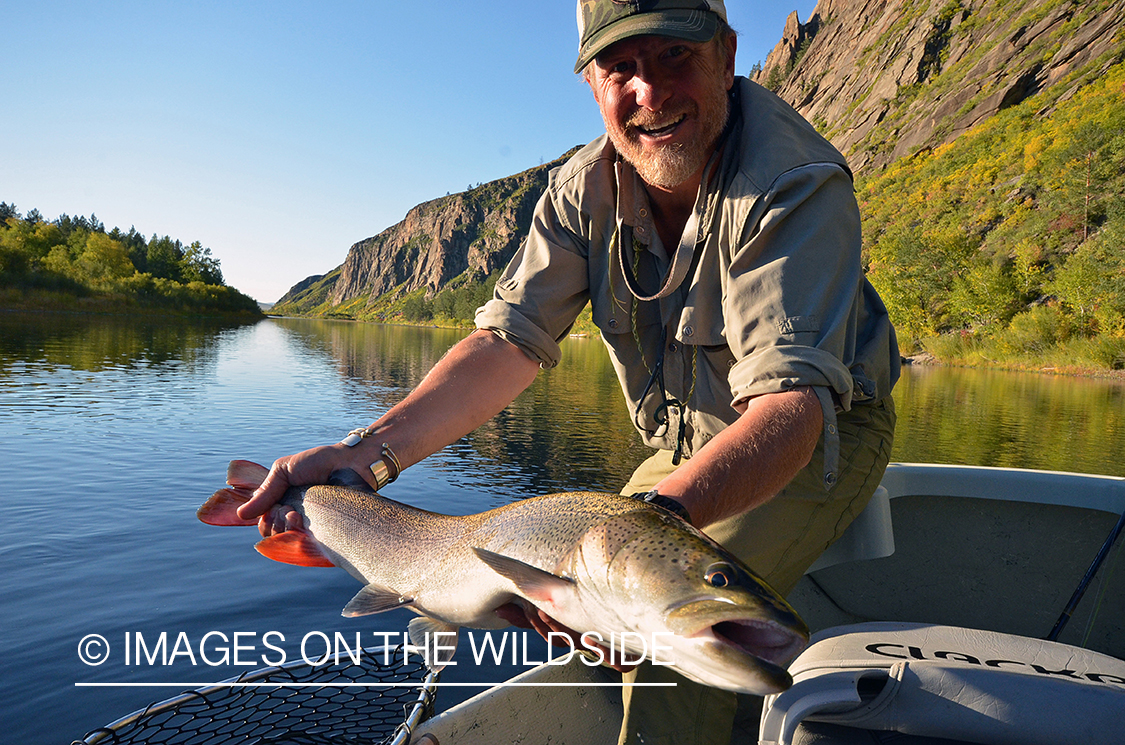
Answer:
[[724, 162, 865, 411], [474, 185, 592, 368]]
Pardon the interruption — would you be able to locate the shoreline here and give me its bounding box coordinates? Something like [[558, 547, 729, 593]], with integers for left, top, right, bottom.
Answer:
[[1, 302, 263, 323], [10, 304, 1120, 379], [902, 353, 1125, 381]]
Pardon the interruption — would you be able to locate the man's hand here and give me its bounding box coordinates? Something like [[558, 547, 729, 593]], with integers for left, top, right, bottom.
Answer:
[[494, 603, 638, 673], [234, 330, 541, 538], [237, 444, 361, 536]]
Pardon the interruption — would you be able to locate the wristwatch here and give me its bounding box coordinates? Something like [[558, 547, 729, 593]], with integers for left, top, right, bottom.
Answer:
[[637, 489, 692, 524]]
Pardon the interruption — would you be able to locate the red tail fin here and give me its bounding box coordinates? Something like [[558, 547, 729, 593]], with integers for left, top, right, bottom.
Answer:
[[197, 488, 258, 526], [256, 531, 336, 567], [227, 460, 270, 490]]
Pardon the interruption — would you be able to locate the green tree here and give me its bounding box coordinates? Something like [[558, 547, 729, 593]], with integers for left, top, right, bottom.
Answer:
[[146, 236, 185, 281], [181, 241, 224, 285], [432, 288, 455, 318], [76, 232, 133, 285], [401, 293, 432, 322], [1050, 216, 1125, 334]]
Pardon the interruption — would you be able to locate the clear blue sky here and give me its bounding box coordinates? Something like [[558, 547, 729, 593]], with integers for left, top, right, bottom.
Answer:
[[3, 1, 817, 303]]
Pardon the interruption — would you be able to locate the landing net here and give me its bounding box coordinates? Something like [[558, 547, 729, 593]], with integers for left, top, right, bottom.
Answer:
[[73, 644, 438, 745]]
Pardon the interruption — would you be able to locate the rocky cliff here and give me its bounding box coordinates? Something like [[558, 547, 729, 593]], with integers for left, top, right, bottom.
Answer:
[[754, 0, 1124, 173], [276, 0, 1125, 319], [274, 151, 576, 315]]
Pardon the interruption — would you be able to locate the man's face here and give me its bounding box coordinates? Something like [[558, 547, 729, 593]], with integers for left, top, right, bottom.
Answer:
[[587, 33, 736, 190]]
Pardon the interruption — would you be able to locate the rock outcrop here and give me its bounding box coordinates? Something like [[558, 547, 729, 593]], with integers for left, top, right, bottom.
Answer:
[[753, 0, 1125, 172], [274, 151, 576, 313]]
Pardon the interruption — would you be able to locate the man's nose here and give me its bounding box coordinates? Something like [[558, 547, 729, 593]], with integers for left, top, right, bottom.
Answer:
[[631, 67, 673, 111]]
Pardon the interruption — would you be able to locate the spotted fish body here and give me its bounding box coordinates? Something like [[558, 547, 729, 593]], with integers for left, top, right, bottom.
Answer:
[[198, 461, 809, 694]]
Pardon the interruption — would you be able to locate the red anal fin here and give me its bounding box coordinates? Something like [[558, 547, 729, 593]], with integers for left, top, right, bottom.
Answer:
[[197, 488, 257, 526], [255, 531, 336, 568], [227, 459, 270, 490]]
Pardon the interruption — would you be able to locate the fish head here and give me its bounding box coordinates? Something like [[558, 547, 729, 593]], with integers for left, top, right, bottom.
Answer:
[[576, 506, 809, 694]]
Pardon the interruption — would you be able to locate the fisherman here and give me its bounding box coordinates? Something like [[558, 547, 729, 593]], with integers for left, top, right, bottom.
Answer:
[[242, 1, 899, 742]]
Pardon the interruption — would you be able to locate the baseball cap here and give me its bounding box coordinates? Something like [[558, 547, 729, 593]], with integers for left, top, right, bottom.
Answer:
[[574, 0, 728, 73]]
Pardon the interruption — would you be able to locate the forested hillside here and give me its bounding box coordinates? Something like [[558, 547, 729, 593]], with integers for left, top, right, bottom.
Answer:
[[860, 60, 1125, 369], [752, 0, 1125, 370], [0, 204, 261, 317]]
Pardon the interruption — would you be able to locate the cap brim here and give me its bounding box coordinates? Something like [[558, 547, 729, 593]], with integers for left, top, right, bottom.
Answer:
[[574, 10, 719, 74]]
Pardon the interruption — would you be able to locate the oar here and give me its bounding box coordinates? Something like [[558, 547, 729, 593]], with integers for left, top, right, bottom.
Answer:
[[1046, 505, 1125, 642]]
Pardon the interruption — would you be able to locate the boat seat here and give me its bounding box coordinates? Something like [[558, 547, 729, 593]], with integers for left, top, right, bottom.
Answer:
[[806, 485, 895, 573], [759, 622, 1125, 745]]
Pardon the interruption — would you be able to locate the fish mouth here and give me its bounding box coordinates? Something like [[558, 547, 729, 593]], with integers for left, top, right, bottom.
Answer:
[[709, 619, 808, 670], [667, 599, 809, 672]]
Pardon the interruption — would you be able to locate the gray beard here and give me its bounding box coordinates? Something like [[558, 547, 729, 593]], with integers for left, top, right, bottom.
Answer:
[[616, 138, 702, 189], [605, 95, 729, 189]]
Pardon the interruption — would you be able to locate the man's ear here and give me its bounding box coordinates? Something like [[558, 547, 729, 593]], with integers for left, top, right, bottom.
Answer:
[[723, 35, 737, 90], [584, 65, 602, 104]]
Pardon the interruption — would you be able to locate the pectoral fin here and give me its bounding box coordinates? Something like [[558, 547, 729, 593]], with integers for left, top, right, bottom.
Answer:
[[255, 531, 336, 567], [472, 547, 573, 604], [342, 583, 414, 617], [407, 616, 460, 671]]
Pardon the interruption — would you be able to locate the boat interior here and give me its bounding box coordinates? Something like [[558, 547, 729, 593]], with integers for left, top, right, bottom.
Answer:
[[414, 463, 1125, 745]]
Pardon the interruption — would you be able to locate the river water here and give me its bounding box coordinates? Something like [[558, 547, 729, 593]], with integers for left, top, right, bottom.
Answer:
[[2, 312, 1123, 743]]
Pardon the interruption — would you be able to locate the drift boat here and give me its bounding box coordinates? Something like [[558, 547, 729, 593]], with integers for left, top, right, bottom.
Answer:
[[76, 463, 1125, 745], [412, 462, 1125, 745]]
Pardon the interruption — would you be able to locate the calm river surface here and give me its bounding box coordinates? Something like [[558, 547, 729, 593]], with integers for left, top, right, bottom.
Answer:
[[3, 312, 1124, 743]]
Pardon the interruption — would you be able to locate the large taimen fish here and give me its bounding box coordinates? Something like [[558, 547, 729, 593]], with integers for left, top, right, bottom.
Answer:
[[198, 460, 808, 694]]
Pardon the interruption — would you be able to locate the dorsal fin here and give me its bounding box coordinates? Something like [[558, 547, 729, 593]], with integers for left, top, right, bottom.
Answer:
[[227, 460, 270, 490], [327, 468, 376, 493]]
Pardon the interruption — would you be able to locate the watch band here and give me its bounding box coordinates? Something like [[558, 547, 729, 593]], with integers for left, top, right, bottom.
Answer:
[[638, 489, 692, 524]]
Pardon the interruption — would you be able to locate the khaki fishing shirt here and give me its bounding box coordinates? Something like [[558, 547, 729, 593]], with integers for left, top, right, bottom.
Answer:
[[475, 77, 899, 487]]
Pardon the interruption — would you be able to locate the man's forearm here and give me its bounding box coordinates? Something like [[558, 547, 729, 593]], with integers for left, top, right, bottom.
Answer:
[[653, 386, 823, 528], [240, 329, 541, 524], [340, 329, 541, 478]]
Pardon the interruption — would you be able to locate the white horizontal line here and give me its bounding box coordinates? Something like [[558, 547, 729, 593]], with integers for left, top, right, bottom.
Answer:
[[75, 681, 676, 688]]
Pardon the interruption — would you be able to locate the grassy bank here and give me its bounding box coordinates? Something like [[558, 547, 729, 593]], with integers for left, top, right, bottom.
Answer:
[[0, 283, 262, 320]]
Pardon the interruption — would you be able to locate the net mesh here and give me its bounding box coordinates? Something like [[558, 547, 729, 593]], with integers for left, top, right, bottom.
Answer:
[[74, 645, 438, 745]]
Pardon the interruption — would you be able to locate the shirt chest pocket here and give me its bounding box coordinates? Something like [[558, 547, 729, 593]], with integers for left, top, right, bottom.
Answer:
[[591, 295, 635, 337], [677, 302, 737, 378]]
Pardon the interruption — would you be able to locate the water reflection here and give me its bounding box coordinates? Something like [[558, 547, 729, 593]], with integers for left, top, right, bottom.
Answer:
[[271, 319, 466, 394], [474, 335, 651, 496], [270, 319, 1125, 482], [0, 310, 256, 373], [270, 318, 651, 499], [892, 364, 1125, 477]]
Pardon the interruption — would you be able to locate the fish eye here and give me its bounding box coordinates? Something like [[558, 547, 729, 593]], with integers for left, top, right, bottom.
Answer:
[[705, 564, 734, 588]]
